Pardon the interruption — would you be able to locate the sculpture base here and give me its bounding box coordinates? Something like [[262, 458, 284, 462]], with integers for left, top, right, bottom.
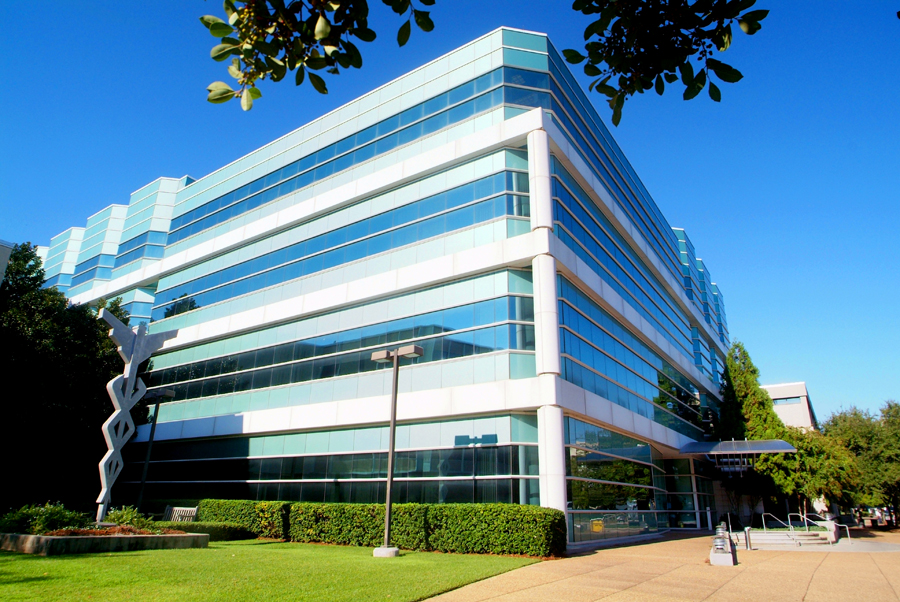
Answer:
[[373, 546, 400, 558]]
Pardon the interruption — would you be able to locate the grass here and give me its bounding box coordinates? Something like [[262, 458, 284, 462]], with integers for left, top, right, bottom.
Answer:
[[0, 540, 536, 602]]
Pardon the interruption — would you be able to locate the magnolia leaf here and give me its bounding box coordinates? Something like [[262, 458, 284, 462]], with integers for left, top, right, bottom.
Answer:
[[315, 14, 332, 40], [207, 81, 235, 103], [414, 10, 434, 32], [211, 43, 238, 61], [309, 72, 328, 94], [563, 49, 586, 64], [707, 59, 743, 83], [397, 20, 411, 47], [354, 27, 377, 42], [241, 89, 253, 111], [209, 22, 234, 37], [679, 61, 694, 85], [199, 15, 225, 29]]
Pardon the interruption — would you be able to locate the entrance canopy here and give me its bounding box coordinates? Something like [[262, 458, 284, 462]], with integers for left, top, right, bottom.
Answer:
[[678, 439, 796, 473]]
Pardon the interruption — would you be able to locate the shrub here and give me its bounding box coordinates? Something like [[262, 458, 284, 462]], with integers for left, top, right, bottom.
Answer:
[[105, 506, 155, 531], [289, 503, 427, 550], [154, 521, 256, 541], [197, 500, 290, 539], [426, 504, 566, 557], [0, 503, 91, 535], [286, 502, 564, 557]]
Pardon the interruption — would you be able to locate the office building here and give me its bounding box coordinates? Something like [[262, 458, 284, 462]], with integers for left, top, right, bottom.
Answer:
[[46, 28, 730, 547]]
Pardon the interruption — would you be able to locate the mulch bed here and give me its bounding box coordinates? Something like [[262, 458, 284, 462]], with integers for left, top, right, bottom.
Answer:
[[43, 525, 186, 537]]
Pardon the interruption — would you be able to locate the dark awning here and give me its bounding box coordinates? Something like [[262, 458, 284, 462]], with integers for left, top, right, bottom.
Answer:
[[679, 439, 796, 455]]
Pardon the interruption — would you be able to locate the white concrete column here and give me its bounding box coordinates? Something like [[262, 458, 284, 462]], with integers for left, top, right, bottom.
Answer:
[[532, 254, 561, 377], [527, 129, 553, 232], [537, 405, 568, 512]]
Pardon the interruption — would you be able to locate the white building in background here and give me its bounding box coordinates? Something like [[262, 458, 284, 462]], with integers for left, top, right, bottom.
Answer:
[[761, 382, 818, 431]]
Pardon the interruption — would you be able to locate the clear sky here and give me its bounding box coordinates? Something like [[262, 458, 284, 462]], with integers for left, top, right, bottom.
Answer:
[[1, 1, 897, 419]]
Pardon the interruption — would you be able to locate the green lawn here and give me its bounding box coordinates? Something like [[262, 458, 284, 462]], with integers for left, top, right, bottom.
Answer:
[[0, 540, 536, 602]]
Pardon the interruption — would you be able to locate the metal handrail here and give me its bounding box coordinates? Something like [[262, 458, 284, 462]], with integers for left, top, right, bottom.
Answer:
[[799, 512, 852, 544], [762, 513, 794, 533]]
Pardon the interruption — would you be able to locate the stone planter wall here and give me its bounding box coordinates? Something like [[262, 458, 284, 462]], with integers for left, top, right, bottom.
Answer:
[[0, 532, 209, 556]]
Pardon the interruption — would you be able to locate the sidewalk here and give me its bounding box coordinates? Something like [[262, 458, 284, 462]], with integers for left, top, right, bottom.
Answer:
[[428, 531, 900, 602]]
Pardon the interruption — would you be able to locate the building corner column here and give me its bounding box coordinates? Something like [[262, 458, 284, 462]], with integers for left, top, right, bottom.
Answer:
[[537, 405, 567, 512]]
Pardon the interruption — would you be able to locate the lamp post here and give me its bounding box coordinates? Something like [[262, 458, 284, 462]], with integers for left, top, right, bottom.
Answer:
[[135, 388, 176, 512], [371, 344, 423, 558]]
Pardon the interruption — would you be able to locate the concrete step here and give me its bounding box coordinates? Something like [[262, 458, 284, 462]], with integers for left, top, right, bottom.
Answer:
[[733, 531, 832, 546]]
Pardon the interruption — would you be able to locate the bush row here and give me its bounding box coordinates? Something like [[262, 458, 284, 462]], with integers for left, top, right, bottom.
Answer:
[[197, 500, 290, 539], [154, 521, 256, 541], [200, 499, 565, 557]]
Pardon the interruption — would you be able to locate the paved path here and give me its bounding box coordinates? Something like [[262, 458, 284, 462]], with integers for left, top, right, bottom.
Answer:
[[429, 531, 900, 602]]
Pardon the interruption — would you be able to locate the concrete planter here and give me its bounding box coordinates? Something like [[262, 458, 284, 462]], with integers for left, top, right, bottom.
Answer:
[[0, 532, 209, 556]]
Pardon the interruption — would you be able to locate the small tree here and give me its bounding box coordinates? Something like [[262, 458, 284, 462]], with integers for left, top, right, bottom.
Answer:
[[0, 243, 129, 511]]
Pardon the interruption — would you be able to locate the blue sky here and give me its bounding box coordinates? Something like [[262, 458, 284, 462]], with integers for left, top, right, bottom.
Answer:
[[1, 2, 897, 419]]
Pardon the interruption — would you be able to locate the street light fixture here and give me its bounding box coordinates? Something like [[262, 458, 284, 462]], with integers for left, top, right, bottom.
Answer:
[[136, 388, 176, 512], [371, 344, 423, 558]]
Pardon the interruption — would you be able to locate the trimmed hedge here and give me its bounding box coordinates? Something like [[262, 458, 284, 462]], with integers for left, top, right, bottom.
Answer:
[[154, 521, 256, 541], [426, 504, 566, 556], [289, 502, 565, 557], [199, 499, 565, 556], [290, 504, 427, 551], [197, 500, 290, 539]]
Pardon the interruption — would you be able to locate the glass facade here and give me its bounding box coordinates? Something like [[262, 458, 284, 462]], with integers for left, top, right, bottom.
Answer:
[[43, 29, 732, 541], [119, 415, 541, 505]]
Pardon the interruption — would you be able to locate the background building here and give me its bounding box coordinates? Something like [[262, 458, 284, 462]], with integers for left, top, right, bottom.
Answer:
[[45, 28, 730, 547], [761, 382, 818, 431]]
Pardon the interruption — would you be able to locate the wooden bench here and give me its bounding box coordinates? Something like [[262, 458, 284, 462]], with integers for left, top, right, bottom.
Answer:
[[162, 506, 198, 522]]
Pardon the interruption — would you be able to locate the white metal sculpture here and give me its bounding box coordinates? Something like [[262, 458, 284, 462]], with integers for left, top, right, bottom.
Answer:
[[96, 309, 177, 522]]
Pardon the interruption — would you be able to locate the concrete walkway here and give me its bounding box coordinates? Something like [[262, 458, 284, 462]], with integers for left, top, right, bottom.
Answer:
[[429, 531, 900, 602]]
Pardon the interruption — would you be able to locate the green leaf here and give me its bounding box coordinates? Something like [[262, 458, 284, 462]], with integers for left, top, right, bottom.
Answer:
[[305, 55, 329, 70], [315, 14, 332, 40], [207, 81, 235, 104], [354, 27, 377, 42], [679, 61, 694, 85], [707, 59, 743, 83], [227, 61, 242, 79], [663, 72, 678, 84], [265, 56, 287, 81], [397, 20, 411, 47], [309, 72, 328, 94], [414, 10, 434, 32], [200, 15, 226, 30], [716, 24, 733, 52], [211, 43, 238, 62], [295, 65, 305, 86], [654, 75, 664, 95], [683, 70, 706, 100], [241, 89, 253, 111], [343, 40, 363, 69], [563, 49, 586, 64], [708, 81, 721, 102], [209, 22, 234, 38], [739, 18, 762, 35], [742, 9, 769, 22], [248, 87, 262, 100], [583, 63, 601, 77]]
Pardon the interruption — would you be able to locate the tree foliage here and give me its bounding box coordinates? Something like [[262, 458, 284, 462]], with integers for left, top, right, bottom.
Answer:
[[824, 402, 900, 511], [200, 0, 436, 110], [563, 0, 767, 124], [715, 340, 858, 512], [0, 244, 128, 511], [200, 0, 767, 124]]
